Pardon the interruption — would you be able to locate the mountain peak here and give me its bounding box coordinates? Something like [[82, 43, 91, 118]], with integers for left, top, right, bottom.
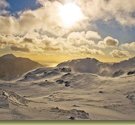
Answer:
[[1, 54, 16, 59], [0, 54, 42, 80], [84, 58, 99, 62]]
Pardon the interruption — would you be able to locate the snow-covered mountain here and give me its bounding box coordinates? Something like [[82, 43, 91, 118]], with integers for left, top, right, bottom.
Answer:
[[0, 56, 135, 120], [0, 54, 135, 81], [58, 57, 135, 77]]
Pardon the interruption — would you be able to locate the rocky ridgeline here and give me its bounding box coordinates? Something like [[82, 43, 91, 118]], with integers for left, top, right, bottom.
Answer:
[[51, 107, 90, 120], [20, 67, 72, 81]]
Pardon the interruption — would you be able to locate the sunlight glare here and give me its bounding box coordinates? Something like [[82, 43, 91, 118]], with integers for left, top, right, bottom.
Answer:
[[59, 3, 84, 28]]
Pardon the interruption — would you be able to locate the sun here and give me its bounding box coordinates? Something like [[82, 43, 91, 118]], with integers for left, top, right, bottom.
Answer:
[[59, 3, 84, 28]]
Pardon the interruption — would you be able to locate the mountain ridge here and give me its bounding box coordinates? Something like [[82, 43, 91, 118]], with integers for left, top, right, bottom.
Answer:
[[0, 54, 43, 81], [0, 54, 135, 80], [57, 56, 135, 76]]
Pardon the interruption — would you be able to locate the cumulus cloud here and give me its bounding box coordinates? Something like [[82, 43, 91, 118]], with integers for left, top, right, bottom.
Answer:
[[80, 47, 105, 55], [10, 45, 30, 52], [85, 31, 101, 40], [0, 0, 8, 9], [0, 1, 63, 36], [98, 36, 119, 48], [0, 0, 135, 61], [0, 0, 9, 15], [1, 0, 135, 36], [0, 35, 7, 48], [0, 16, 17, 34], [110, 49, 130, 58], [0, 0, 135, 36], [23, 38, 34, 43], [0, 0, 9, 9], [0, 30, 102, 55], [76, 0, 135, 26], [105, 37, 119, 46], [67, 31, 101, 46], [0, 35, 17, 49], [121, 42, 135, 51], [0, 41, 7, 49]]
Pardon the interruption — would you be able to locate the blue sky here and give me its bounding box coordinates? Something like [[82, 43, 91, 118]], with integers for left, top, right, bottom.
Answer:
[[7, 0, 41, 13], [95, 20, 135, 43]]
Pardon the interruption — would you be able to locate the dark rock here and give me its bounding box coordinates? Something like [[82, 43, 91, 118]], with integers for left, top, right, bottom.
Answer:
[[43, 71, 47, 75], [127, 70, 135, 75], [72, 105, 79, 107], [60, 67, 71, 72], [0, 94, 9, 108], [53, 68, 59, 72], [51, 107, 89, 120], [65, 81, 70, 84], [2, 90, 29, 106], [126, 92, 135, 104], [69, 116, 75, 120], [62, 73, 71, 77], [65, 82, 70, 87], [24, 72, 36, 80], [51, 107, 61, 112], [70, 109, 89, 119], [99, 91, 104, 94], [112, 70, 124, 77], [45, 71, 59, 76], [38, 80, 53, 87], [56, 79, 64, 84]]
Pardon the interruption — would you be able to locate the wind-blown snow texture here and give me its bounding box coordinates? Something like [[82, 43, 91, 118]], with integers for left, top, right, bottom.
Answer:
[[0, 57, 135, 120]]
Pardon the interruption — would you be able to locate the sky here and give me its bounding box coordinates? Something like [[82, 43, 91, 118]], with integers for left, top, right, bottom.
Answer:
[[7, 0, 41, 13], [0, 0, 135, 66]]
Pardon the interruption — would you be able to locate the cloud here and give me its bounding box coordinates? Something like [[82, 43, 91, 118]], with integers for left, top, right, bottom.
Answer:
[[0, 35, 7, 48], [106, 0, 135, 26], [43, 46, 61, 51], [23, 38, 34, 43], [0, 0, 9, 8], [121, 42, 135, 51], [76, 0, 135, 26], [67, 31, 99, 46], [110, 49, 130, 58], [0, 30, 101, 54], [0, 0, 135, 37], [0, 41, 7, 49], [98, 36, 119, 48], [0, 31, 133, 61], [0, 0, 135, 62], [105, 37, 119, 46], [80, 47, 105, 55], [0, 28, 132, 61], [0, 35, 31, 52], [0, 35, 16, 48], [10, 45, 30, 52], [85, 31, 101, 40], [1, 0, 135, 37], [0, 0, 9, 15], [0, 0, 89, 36]]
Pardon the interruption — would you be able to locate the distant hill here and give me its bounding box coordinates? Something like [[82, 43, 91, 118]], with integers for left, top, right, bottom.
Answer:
[[0, 54, 43, 80], [57, 57, 135, 77]]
